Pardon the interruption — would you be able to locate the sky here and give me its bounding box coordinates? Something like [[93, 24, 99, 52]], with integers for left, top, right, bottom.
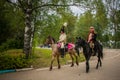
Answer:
[[12, 0, 85, 16], [70, 6, 85, 16]]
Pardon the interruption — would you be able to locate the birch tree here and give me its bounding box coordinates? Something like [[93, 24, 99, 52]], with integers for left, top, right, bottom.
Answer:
[[6, 0, 81, 58]]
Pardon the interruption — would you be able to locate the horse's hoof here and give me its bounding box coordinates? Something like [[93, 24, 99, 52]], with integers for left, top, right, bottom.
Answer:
[[96, 67, 98, 69], [86, 69, 89, 73], [76, 62, 79, 66], [100, 64, 102, 67], [96, 65, 98, 69], [58, 65, 61, 69], [49, 67, 52, 71], [86, 70, 89, 73], [71, 64, 74, 67], [49, 69, 52, 71]]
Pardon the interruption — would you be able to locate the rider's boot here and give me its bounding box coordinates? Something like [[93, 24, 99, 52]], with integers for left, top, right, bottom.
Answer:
[[60, 48, 64, 58]]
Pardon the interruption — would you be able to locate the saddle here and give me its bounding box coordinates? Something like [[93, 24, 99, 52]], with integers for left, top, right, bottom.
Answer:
[[89, 41, 97, 56], [57, 43, 75, 50], [57, 43, 75, 58]]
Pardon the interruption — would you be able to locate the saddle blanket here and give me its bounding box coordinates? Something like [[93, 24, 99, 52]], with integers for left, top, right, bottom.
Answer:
[[57, 43, 75, 50]]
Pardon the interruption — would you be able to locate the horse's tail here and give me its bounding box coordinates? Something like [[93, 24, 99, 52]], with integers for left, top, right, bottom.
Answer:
[[100, 44, 103, 59], [75, 47, 80, 57], [76, 49, 80, 57], [97, 41, 103, 59]]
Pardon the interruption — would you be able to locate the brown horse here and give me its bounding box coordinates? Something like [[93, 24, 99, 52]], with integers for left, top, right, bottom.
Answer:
[[46, 36, 79, 71]]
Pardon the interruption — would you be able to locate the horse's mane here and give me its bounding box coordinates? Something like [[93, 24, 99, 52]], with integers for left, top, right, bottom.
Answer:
[[76, 37, 88, 46], [76, 37, 86, 42], [47, 36, 56, 43], [51, 37, 56, 43]]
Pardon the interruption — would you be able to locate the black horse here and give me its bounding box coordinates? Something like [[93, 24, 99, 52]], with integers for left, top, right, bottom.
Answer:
[[75, 37, 103, 73]]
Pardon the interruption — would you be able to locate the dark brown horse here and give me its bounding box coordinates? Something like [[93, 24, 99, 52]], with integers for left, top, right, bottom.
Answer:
[[46, 36, 79, 71], [75, 37, 103, 73]]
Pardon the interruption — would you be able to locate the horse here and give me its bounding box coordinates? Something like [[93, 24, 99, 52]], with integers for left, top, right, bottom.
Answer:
[[45, 36, 79, 71], [75, 37, 103, 73]]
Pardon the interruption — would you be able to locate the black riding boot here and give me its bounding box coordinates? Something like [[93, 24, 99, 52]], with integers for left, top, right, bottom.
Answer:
[[60, 48, 64, 58]]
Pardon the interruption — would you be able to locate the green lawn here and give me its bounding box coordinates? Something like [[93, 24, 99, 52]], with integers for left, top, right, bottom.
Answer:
[[31, 48, 85, 68], [0, 48, 85, 70]]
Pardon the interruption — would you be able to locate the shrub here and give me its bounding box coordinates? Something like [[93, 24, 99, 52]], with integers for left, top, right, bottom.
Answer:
[[0, 38, 23, 52], [0, 50, 31, 70]]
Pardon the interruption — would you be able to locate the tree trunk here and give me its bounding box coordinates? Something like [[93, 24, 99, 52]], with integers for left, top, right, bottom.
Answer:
[[24, 7, 32, 59], [30, 21, 35, 56]]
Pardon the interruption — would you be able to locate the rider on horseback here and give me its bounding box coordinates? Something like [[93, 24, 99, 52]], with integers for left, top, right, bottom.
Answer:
[[58, 23, 67, 58], [87, 26, 97, 56]]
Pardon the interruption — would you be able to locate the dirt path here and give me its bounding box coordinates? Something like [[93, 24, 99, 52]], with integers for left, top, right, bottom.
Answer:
[[0, 49, 120, 80]]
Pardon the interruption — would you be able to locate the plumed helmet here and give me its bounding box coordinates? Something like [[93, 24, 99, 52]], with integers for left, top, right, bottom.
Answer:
[[63, 22, 67, 27], [59, 22, 67, 33], [60, 26, 65, 33]]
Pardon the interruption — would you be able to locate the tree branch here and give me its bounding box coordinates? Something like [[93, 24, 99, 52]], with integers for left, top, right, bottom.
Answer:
[[32, 3, 81, 11], [6, 0, 19, 7], [6, 0, 25, 12], [18, 0, 25, 10]]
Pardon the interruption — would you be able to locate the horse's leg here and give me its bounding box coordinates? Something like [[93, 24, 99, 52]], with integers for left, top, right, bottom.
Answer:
[[49, 55, 55, 71], [85, 54, 90, 73], [76, 48, 80, 57], [96, 57, 99, 69], [57, 54, 61, 69], [86, 59, 90, 73], [100, 57, 102, 67], [96, 54, 101, 69], [96, 42, 103, 69], [63, 54, 67, 65], [100, 46, 103, 67], [96, 53, 102, 69], [69, 53, 74, 67], [73, 51, 79, 66]]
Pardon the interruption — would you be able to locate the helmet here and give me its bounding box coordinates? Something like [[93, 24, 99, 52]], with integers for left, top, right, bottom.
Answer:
[[63, 22, 67, 27], [60, 26, 65, 33]]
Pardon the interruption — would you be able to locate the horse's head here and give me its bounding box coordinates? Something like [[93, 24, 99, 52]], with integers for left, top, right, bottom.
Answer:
[[75, 37, 85, 47], [45, 36, 56, 45]]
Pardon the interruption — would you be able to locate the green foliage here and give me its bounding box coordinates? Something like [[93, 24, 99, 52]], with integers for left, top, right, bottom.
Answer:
[[103, 0, 120, 48], [116, 41, 120, 48], [0, 1, 24, 50], [2, 0, 119, 54], [61, 12, 77, 42], [0, 50, 30, 70], [31, 48, 52, 68], [34, 14, 62, 45], [0, 38, 23, 52], [0, 49, 85, 70], [75, 0, 108, 42], [75, 10, 93, 39], [93, 0, 108, 41], [32, 48, 85, 68]]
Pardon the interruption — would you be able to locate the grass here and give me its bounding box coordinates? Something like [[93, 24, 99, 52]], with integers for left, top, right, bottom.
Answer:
[[0, 48, 85, 70], [31, 48, 85, 68]]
